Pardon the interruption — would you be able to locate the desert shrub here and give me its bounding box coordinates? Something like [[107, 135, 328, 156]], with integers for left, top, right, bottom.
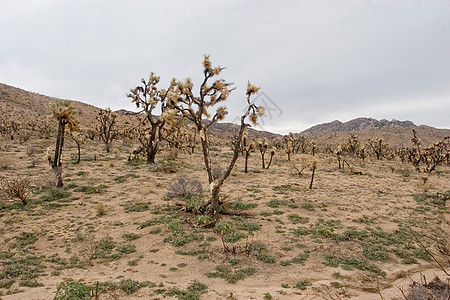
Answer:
[[166, 175, 203, 199], [116, 244, 136, 254], [295, 280, 312, 290], [74, 184, 106, 194], [206, 265, 256, 283], [185, 196, 205, 215], [124, 201, 150, 213], [54, 280, 92, 300], [118, 279, 141, 294], [39, 188, 71, 202], [324, 255, 386, 276], [0, 176, 31, 205], [94, 236, 116, 258], [228, 200, 258, 210], [165, 280, 208, 300], [122, 232, 140, 241]]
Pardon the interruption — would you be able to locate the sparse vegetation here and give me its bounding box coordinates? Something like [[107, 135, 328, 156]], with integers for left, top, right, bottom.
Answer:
[[0, 80, 449, 300]]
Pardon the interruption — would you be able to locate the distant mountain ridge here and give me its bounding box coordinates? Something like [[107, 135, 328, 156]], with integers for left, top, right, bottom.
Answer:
[[300, 117, 416, 137]]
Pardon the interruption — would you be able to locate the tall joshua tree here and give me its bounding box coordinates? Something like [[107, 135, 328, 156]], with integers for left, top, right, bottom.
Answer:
[[167, 55, 264, 217], [127, 73, 170, 164], [49, 100, 78, 187]]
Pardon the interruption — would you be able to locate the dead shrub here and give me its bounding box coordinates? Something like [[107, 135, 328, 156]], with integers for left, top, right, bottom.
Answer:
[[400, 276, 449, 300], [0, 176, 31, 205], [166, 175, 203, 199]]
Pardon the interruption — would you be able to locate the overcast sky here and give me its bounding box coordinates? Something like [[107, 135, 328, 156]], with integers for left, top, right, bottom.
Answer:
[[1, 0, 449, 134]]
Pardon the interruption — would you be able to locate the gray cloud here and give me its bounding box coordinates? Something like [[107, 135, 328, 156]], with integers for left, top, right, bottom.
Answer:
[[1, 0, 449, 133]]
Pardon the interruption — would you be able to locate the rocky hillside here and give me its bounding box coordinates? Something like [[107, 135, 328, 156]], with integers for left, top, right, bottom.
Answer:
[[0, 83, 101, 128], [300, 117, 416, 137], [296, 117, 449, 148], [0, 83, 281, 140]]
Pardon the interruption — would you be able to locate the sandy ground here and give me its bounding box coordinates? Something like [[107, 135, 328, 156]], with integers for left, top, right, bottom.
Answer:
[[0, 138, 448, 299]]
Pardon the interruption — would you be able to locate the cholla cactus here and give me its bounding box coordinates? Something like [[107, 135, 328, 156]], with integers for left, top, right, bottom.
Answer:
[[49, 100, 78, 187]]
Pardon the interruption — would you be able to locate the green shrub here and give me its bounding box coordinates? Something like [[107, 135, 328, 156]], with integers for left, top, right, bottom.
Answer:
[[295, 280, 312, 290], [54, 281, 92, 300], [116, 244, 136, 254]]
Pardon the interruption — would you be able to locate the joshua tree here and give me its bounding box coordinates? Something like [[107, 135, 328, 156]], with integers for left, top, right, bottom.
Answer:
[[421, 137, 449, 173], [96, 107, 118, 153], [341, 135, 360, 157], [70, 130, 85, 164], [257, 138, 269, 169], [285, 137, 294, 161], [265, 149, 275, 170], [408, 130, 450, 173], [168, 55, 264, 217], [292, 134, 310, 153], [242, 132, 254, 173], [49, 100, 78, 187], [309, 159, 317, 189], [368, 137, 389, 160], [127, 73, 171, 164], [163, 117, 197, 154]]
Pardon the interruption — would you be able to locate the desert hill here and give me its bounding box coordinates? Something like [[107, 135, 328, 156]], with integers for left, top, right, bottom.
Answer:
[[298, 117, 450, 148], [0, 83, 101, 128], [301, 117, 416, 136], [0, 83, 280, 140], [1, 83, 448, 146]]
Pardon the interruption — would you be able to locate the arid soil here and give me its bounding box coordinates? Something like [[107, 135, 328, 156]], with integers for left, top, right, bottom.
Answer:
[[0, 137, 449, 299]]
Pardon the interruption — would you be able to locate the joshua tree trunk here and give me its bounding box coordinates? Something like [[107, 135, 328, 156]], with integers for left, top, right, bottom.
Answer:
[[261, 153, 265, 169], [53, 119, 65, 169], [244, 151, 250, 173], [53, 119, 67, 187], [146, 146, 158, 165], [266, 152, 274, 170], [309, 165, 316, 189], [76, 142, 81, 164]]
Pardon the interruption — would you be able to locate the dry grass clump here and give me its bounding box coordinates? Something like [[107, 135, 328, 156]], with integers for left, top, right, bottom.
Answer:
[[166, 175, 203, 199], [95, 204, 106, 216], [0, 176, 31, 205]]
